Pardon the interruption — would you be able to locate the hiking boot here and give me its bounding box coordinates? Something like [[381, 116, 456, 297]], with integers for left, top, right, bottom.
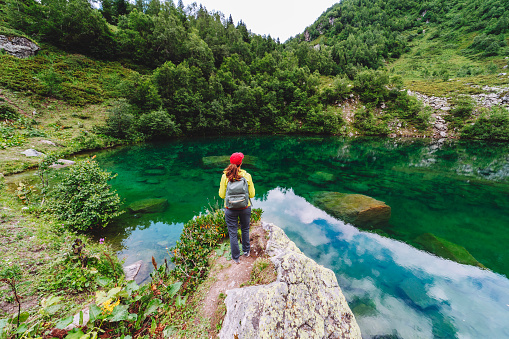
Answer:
[[233, 258, 240, 264], [243, 250, 250, 257]]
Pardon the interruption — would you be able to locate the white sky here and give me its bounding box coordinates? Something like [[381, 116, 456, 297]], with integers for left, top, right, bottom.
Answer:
[[181, 0, 340, 42]]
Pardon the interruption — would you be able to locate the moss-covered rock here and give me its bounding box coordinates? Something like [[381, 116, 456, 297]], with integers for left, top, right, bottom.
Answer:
[[201, 155, 260, 169], [414, 233, 485, 268], [127, 198, 168, 214], [311, 191, 391, 228]]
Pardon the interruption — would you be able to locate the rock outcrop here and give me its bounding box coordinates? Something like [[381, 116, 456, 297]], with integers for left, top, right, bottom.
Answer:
[[0, 35, 40, 58], [311, 191, 391, 228], [219, 222, 361, 339]]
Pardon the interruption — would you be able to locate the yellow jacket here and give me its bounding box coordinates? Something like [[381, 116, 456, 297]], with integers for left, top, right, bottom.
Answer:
[[219, 169, 255, 207]]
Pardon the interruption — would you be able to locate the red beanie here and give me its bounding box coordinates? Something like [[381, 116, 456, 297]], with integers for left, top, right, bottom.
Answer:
[[230, 152, 244, 166]]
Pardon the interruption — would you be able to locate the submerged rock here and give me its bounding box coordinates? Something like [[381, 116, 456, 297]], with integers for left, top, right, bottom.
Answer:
[[414, 233, 484, 268], [311, 191, 391, 228], [201, 155, 259, 168], [143, 169, 166, 176], [219, 222, 361, 339], [127, 198, 168, 214], [308, 171, 335, 185]]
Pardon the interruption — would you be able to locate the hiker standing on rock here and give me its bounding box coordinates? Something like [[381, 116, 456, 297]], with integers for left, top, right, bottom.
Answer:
[[219, 152, 255, 264]]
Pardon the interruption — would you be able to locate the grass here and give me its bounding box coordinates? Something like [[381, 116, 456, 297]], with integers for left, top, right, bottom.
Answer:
[[0, 88, 124, 175], [0, 183, 120, 322], [388, 26, 509, 96]]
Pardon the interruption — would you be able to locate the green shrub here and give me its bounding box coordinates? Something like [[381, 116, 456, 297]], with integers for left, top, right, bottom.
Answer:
[[461, 107, 509, 141], [353, 106, 389, 135], [303, 107, 344, 134], [414, 106, 433, 130], [136, 109, 180, 139], [50, 158, 124, 232], [353, 70, 389, 106], [451, 97, 474, 119], [320, 76, 351, 104], [171, 208, 262, 293], [95, 100, 135, 139], [0, 104, 19, 120]]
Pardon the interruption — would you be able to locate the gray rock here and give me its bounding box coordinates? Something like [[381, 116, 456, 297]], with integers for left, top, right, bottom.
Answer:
[[49, 159, 75, 169], [64, 306, 90, 331], [123, 260, 143, 281], [21, 149, 44, 157], [0, 35, 40, 58], [219, 222, 361, 339], [40, 140, 56, 146], [434, 122, 447, 131]]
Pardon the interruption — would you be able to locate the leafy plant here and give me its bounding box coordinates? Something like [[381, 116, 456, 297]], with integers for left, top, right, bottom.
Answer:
[[50, 157, 124, 232], [0, 104, 19, 121], [170, 208, 262, 293], [37, 155, 61, 203], [0, 264, 22, 327], [95, 99, 135, 140], [461, 106, 509, 141]]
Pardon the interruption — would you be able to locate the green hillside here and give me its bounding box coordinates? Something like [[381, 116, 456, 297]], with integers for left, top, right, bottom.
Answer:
[[296, 0, 509, 89], [0, 0, 508, 175]]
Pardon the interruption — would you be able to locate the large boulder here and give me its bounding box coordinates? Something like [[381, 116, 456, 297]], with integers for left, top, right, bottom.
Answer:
[[414, 233, 484, 268], [202, 155, 260, 169], [127, 198, 168, 214], [219, 222, 361, 339], [0, 35, 40, 58], [311, 191, 391, 227]]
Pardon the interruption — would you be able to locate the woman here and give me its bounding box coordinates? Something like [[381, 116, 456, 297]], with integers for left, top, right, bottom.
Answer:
[[218, 152, 255, 264]]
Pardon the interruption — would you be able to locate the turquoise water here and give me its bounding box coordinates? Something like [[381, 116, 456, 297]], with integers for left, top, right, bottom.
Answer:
[[92, 136, 509, 338]]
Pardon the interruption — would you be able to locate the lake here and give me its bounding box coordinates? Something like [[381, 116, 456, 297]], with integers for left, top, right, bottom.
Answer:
[[61, 136, 509, 338]]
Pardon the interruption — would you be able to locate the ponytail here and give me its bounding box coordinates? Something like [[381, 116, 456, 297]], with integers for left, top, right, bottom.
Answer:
[[225, 163, 242, 182]]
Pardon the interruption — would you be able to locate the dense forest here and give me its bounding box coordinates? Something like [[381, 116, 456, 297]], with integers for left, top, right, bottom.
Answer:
[[0, 0, 508, 142], [297, 0, 509, 73]]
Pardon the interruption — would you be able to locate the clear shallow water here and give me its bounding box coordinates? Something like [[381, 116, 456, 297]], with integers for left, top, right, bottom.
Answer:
[[85, 136, 509, 338]]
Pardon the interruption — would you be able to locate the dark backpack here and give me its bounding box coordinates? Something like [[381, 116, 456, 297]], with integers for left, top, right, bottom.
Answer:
[[225, 177, 250, 209]]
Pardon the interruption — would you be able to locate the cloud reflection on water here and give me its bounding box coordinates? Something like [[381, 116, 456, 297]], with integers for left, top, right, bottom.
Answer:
[[256, 187, 509, 338]]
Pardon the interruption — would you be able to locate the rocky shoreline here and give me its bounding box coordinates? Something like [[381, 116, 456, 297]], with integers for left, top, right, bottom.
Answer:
[[219, 222, 361, 339]]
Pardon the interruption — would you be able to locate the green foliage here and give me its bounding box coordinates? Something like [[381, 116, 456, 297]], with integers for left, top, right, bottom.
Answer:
[[461, 106, 509, 141], [0, 104, 19, 121], [171, 208, 262, 294], [353, 70, 389, 106], [119, 72, 162, 113], [50, 158, 124, 232], [41, 238, 123, 292], [95, 100, 136, 140], [303, 107, 344, 134], [320, 76, 352, 104], [136, 109, 180, 139], [353, 106, 389, 136]]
